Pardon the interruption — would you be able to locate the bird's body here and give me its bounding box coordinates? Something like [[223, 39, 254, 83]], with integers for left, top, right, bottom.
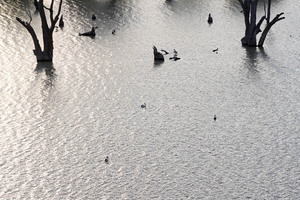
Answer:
[[105, 156, 109, 163], [213, 48, 218, 52], [214, 115, 217, 121], [208, 13, 213, 24], [112, 29, 116, 35], [141, 103, 147, 109], [92, 14, 96, 20]]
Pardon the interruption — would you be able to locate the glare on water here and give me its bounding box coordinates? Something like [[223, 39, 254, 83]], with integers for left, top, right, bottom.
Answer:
[[0, 0, 299, 199]]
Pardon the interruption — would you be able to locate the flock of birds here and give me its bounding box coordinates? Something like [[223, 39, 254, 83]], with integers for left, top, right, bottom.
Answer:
[[67, 12, 216, 164]]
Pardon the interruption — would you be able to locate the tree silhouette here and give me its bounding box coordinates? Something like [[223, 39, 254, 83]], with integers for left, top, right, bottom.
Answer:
[[16, 0, 63, 62], [239, 0, 284, 47]]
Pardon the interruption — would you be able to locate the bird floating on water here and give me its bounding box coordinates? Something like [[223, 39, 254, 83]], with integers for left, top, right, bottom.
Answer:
[[141, 103, 147, 109], [208, 13, 213, 24], [92, 14, 96, 20], [214, 115, 217, 121], [105, 156, 109, 163], [112, 29, 116, 35]]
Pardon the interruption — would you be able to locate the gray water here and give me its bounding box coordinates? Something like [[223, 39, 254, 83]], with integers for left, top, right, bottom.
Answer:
[[0, 0, 299, 199]]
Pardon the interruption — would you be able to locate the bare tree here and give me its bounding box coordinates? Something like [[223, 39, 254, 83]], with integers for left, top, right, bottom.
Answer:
[[16, 0, 63, 62], [239, 0, 284, 47]]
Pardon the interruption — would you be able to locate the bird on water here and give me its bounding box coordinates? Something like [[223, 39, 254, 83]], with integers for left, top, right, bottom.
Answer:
[[141, 103, 147, 109], [214, 115, 217, 121], [105, 156, 109, 163]]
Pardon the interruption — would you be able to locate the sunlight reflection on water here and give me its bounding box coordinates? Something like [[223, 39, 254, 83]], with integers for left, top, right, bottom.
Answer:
[[0, 0, 299, 199]]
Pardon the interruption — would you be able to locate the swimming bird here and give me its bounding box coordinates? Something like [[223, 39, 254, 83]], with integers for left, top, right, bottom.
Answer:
[[59, 15, 64, 27], [141, 103, 147, 109], [208, 13, 213, 24], [112, 29, 116, 35], [92, 14, 96, 20], [213, 48, 218, 52], [105, 156, 109, 163], [161, 49, 169, 55], [153, 46, 164, 61], [214, 115, 217, 121]]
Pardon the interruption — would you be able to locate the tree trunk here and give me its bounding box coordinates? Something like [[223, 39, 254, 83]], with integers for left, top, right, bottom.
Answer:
[[239, 0, 258, 46], [239, 0, 284, 47], [266, 0, 271, 24], [16, 0, 62, 62]]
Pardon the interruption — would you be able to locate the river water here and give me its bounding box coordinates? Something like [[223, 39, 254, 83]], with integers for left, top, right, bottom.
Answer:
[[0, 0, 299, 199]]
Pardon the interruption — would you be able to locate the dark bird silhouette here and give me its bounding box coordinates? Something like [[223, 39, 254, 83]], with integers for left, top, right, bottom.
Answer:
[[208, 13, 213, 24], [105, 156, 109, 163], [59, 15, 64, 27], [79, 26, 97, 36], [141, 103, 147, 109], [112, 29, 116, 35], [92, 14, 96, 20], [153, 46, 164, 61], [161, 49, 169, 55], [213, 48, 218, 52], [214, 115, 217, 121]]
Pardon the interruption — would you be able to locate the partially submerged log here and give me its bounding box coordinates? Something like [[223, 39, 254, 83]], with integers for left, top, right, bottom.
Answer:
[[79, 27, 96, 36], [153, 46, 164, 61]]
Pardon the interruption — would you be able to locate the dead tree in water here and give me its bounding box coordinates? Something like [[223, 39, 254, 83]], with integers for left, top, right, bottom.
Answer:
[[238, 0, 284, 47], [16, 0, 63, 62]]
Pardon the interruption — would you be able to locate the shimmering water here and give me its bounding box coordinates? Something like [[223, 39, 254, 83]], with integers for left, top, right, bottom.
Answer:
[[0, 0, 299, 199]]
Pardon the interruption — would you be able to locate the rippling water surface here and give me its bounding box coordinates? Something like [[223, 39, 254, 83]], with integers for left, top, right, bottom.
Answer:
[[0, 0, 299, 199]]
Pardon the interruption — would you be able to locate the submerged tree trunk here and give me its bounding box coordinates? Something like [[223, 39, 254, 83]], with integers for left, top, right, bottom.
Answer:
[[258, 12, 285, 47], [239, 0, 284, 47], [16, 0, 63, 62]]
